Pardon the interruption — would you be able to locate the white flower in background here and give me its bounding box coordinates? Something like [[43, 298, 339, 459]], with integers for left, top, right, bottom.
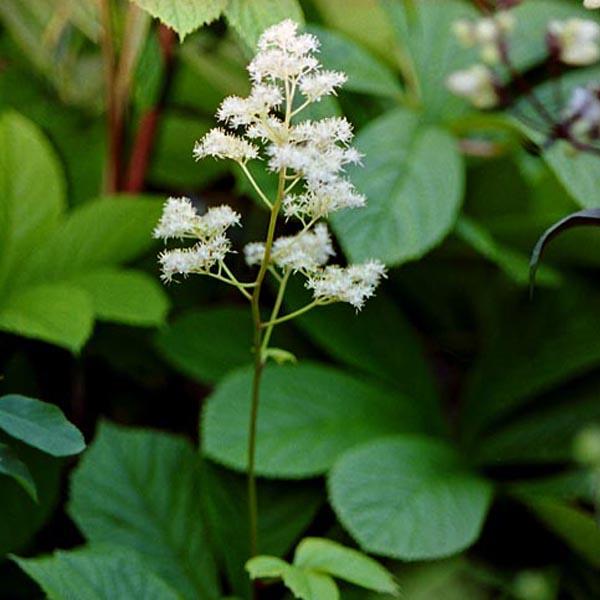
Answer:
[[452, 11, 514, 65], [193, 128, 259, 163], [563, 85, 600, 140], [306, 260, 387, 310], [446, 64, 499, 108], [584, 0, 600, 9], [548, 18, 600, 65], [244, 223, 335, 272]]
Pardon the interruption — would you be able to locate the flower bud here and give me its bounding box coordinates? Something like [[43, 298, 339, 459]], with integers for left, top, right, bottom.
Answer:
[[548, 18, 600, 65]]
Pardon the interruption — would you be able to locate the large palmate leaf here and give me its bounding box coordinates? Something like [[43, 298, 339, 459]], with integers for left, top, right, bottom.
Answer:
[[0, 394, 85, 456], [72, 269, 168, 327], [202, 463, 322, 599], [331, 109, 464, 266], [0, 283, 94, 352], [225, 0, 304, 48], [290, 292, 443, 431], [156, 307, 253, 384], [131, 0, 227, 40], [0, 111, 65, 292], [202, 363, 429, 478], [69, 422, 219, 600], [15, 547, 182, 600], [329, 436, 493, 560], [462, 288, 600, 441], [307, 26, 401, 99]]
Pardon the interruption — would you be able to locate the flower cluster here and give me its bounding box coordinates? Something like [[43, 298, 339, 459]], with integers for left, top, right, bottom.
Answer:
[[153, 198, 240, 283], [154, 19, 385, 314], [446, 7, 600, 111]]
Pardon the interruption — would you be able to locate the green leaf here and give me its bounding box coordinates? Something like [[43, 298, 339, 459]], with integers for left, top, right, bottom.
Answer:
[[462, 289, 600, 440], [203, 463, 322, 599], [246, 556, 289, 580], [0, 445, 62, 556], [291, 291, 442, 431], [68, 421, 219, 600], [73, 268, 169, 326], [130, 0, 227, 40], [225, 0, 304, 48], [524, 498, 600, 568], [294, 538, 398, 595], [306, 26, 401, 99], [14, 546, 182, 600], [329, 435, 493, 560], [0, 283, 94, 352], [0, 394, 85, 456], [0, 111, 65, 292], [455, 216, 560, 288], [202, 363, 430, 478], [381, 0, 477, 121], [331, 109, 464, 266], [17, 196, 163, 286], [156, 307, 252, 384], [0, 442, 37, 501], [282, 566, 339, 600]]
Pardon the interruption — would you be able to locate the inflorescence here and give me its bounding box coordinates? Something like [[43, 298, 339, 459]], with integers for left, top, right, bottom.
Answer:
[[154, 19, 385, 312]]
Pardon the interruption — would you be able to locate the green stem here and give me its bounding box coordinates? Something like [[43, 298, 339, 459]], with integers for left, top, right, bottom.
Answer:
[[240, 162, 273, 209], [260, 299, 322, 328], [260, 270, 291, 356]]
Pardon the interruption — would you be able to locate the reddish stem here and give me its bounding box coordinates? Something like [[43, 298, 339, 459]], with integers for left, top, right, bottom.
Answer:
[[124, 25, 176, 193]]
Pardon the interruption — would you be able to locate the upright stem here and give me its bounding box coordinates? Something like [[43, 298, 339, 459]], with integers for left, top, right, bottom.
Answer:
[[247, 167, 286, 560]]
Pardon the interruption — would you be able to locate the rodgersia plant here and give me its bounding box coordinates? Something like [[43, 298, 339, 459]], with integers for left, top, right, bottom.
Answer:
[[153, 19, 385, 557]]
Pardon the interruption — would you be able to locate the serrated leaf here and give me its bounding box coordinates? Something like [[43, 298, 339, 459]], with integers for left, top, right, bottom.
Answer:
[[68, 422, 219, 600], [225, 0, 304, 48], [202, 363, 430, 478], [294, 538, 398, 596], [0, 111, 65, 292], [0, 442, 37, 501], [331, 109, 464, 266], [329, 435, 493, 560], [306, 26, 401, 99], [131, 0, 227, 40], [0, 394, 85, 456], [0, 283, 94, 352], [14, 546, 182, 600], [72, 268, 169, 326], [156, 307, 252, 384]]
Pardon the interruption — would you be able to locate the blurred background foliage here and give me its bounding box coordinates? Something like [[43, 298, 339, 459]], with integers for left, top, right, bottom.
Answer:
[[1, 0, 600, 599]]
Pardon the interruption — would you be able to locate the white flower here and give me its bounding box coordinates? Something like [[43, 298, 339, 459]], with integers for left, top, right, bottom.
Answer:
[[299, 70, 347, 101], [306, 260, 387, 310], [584, 0, 600, 9], [193, 128, 259, 163], [283, 179, 365, 220], [290, 117, 354, 146], [153, 197, 199, 240], [564, 85, 600, 140], [452, 12, 514, 65], [217, 84, 283, 127], [248, 19, 320, 83], [244, 223, 334, 272], [158, 235, 231, 283], [549, 18, 600, 65], [446, 64, 498, 108], [154, 199, 240, 241]]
